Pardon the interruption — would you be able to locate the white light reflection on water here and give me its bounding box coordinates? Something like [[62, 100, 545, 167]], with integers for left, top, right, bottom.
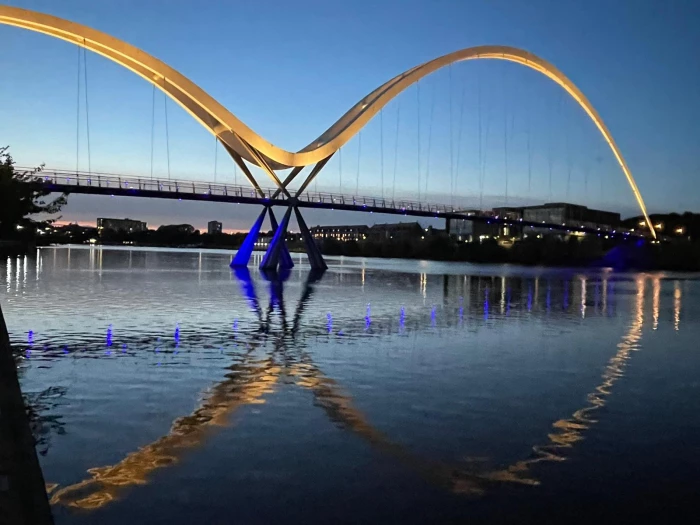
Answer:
[[674, 281, 682, 331], [2, 247, 699, 523]]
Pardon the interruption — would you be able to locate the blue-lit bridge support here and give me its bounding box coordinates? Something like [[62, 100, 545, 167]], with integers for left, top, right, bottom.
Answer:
[[268, 208, 295, 270], [260, 206, 293, 271], [294, 206, 327, 270], [227, 144, 331, 272], [229, 206, 297, 271], [229, 150, 332, 272], [230, 208, 267, 268], [230, 203, 327, 271]]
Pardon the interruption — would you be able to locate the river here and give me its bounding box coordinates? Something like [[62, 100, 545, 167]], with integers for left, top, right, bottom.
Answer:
[[2, 246, 700, 523]]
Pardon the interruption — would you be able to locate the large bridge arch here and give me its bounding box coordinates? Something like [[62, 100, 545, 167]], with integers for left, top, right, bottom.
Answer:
[[0, 5, 655, 235]]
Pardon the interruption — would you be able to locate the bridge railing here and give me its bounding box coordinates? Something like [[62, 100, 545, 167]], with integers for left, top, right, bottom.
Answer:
[[24, 168, 283, 200], [19, 167, 638, 237], [299, 189, 459, 214], [25, 168, 462, 214]]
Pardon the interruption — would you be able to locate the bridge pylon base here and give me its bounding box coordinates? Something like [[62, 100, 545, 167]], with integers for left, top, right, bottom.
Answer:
[[268, 208, 295, 270], [256, 205, 327, 272], [295, 206, 327, 271], [260, 206, 294, 271], [230, 207, 267, 268]]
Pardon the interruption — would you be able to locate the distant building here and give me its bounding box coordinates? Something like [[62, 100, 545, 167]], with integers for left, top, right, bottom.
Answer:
[[449, 209, 511, 243], [521, 203, 620, 229], [448, 219, 511, 243], [57, 223, 98, 235], [449, 202, 620, 243], [493, 207, 524, 221], [157, 224, 195, 235], [310, 225, 369, 242], [369, 222, 424, 241], [97, 218, 147, 236], [207, 221, 223, 234], [623, 212, 699, 239], [310, 222, 439, 242], [46, 223, 98, 242]]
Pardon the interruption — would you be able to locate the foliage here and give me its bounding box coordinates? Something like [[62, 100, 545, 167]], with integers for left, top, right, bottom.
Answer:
[[0, 146, 67, 237]]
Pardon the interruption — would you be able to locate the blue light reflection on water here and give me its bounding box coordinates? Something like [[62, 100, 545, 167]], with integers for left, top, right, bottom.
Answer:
[[4, 247, 700, 525], [26, 329, 33, 358], [484, 288, 489, 320]]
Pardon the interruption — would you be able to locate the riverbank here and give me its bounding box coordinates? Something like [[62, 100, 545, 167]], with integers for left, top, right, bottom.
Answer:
[[319, 236, 700, 272], [8, 230, 700, 271], [0, 303, 55, 524]]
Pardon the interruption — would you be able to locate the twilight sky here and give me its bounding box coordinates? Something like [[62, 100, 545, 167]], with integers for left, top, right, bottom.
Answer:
[[1, 0, 699, 231]]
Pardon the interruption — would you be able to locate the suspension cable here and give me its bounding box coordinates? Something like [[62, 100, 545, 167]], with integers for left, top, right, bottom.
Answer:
[[526, 77, 532, 197], [565, 99, 572, 199], [477, 72, 483, 209], [417, 81, 421, 202], [583, 155, 591, 201], [163, 80, 171, 180], [82, 43, 92, 176], [547, 94, 557, 202], [392, 99, 400, 200], [549, 89, 568, 201], [425, 80, 435, 198], [449, 64, 454, 206], [356, 130, 362, 195], [597, 139, 604, 205], [547, 130, 553, 203], [582, 118, 589, 199], [150, 84, 155, 180], [213, 135, 218, 183], [75, 44, 81, 173], [338, 146, 342, 193], [478, 73, 491, 211], [380, 108, 384, 198], [480, 80, 492, 211], [503, 64, 509, 207], [454, 86, 465, 207]]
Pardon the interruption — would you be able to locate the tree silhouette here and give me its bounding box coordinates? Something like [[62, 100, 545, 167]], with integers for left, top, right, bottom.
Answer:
[[0, 146, 67, 238]]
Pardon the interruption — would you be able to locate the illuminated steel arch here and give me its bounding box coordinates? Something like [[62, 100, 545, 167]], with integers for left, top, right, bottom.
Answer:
[[0, 5, 655, 235]]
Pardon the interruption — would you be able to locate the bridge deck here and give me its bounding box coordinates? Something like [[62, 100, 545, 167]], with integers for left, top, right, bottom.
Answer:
[[28, 169, 644, 240]]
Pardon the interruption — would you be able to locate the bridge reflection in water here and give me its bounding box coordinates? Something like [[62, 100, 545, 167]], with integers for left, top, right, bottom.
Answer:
[[39, 267, 661, 510], [482, 276, 647, 486]]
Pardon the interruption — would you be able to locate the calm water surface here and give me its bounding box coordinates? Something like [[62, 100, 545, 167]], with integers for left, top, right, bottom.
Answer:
[[3, 246, 700, 523]]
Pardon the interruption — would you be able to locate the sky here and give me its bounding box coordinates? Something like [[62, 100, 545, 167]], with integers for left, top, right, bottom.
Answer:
[[2, 0, 699, 231]]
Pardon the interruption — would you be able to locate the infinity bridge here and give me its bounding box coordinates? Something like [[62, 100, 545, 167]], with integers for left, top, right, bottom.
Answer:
[[1, 5, 657, 271], [28, 168, 646, 244]]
